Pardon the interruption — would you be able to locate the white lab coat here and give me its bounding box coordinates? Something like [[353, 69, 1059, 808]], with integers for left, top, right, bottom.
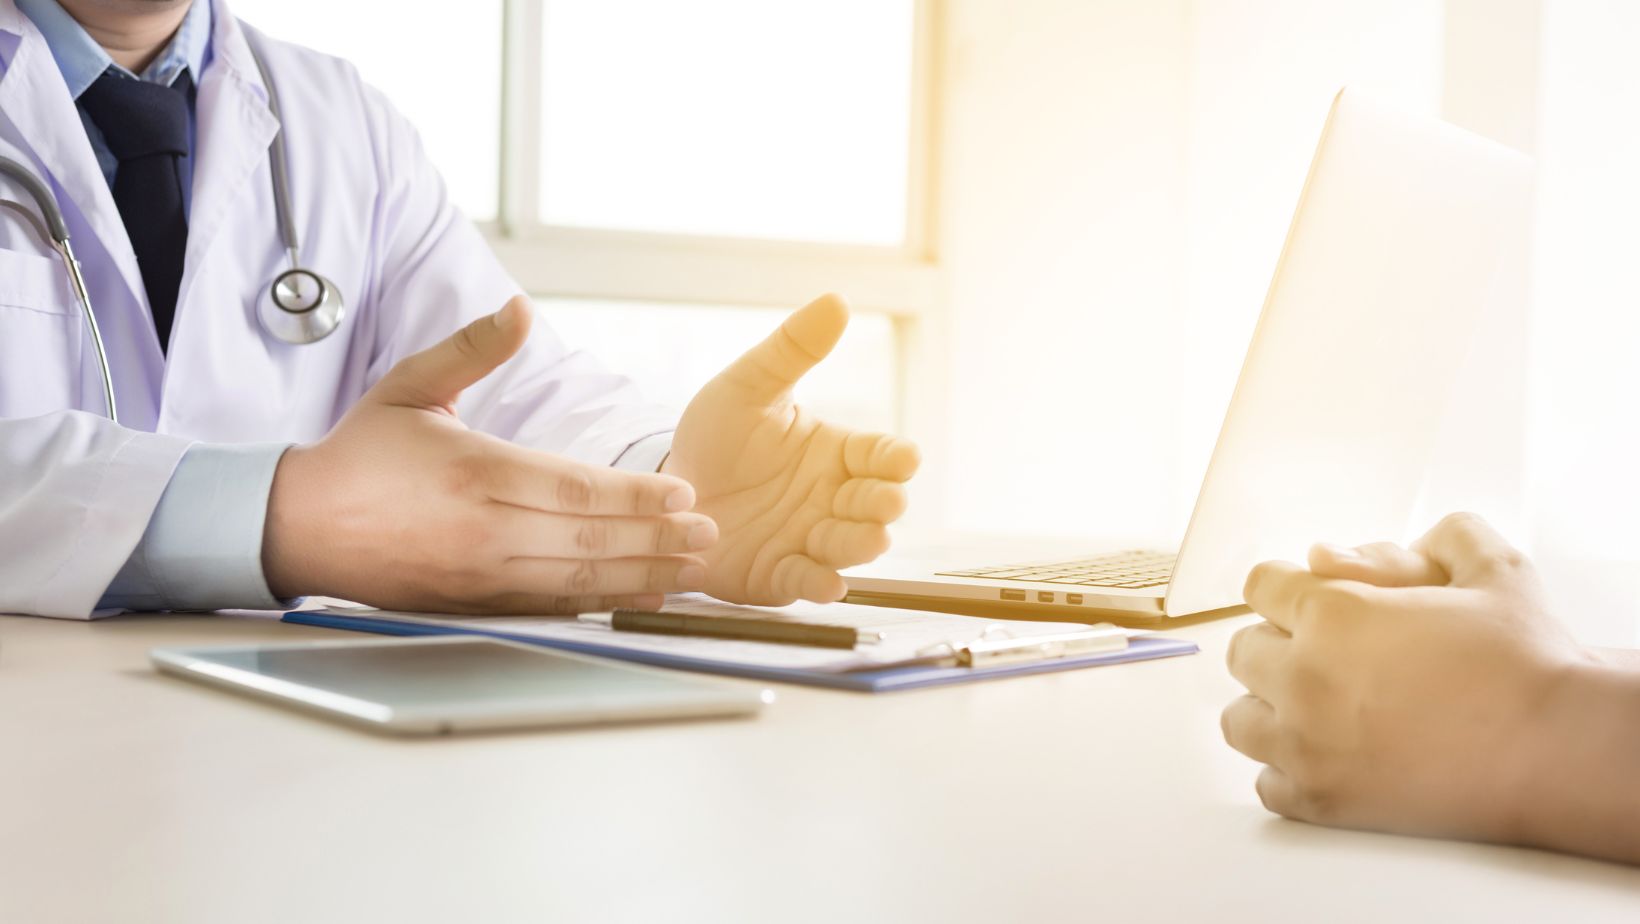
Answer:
[[0, 0, 674, 618]]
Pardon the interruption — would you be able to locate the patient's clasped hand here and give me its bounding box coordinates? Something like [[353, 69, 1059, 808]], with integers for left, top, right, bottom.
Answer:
[[1226, 513, 1640, 865]]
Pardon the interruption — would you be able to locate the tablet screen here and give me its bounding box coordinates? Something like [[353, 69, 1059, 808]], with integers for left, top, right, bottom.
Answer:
[[200, 638, 715, 709], [156, 637, 768, 733]]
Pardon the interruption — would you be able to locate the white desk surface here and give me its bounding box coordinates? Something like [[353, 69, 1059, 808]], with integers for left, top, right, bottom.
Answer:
[[2, 609, 1638, 924]]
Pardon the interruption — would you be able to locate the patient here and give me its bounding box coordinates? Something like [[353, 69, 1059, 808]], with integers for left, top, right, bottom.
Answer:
[[1222, 512, 1640, 864]]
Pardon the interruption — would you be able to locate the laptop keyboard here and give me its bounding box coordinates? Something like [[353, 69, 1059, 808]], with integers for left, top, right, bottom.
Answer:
[[937, 550, 1176, 589]]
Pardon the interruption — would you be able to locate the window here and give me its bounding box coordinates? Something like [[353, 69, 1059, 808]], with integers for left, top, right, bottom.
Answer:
[[537, 0, 916, 246], [499, 0, 936, 318], [232, 0, 504, 222], [543, 300, 899, 433], [234, 0, 932, 431]]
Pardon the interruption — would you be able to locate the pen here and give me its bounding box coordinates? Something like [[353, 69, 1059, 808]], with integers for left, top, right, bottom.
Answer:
[[579, 610, 883, 650]]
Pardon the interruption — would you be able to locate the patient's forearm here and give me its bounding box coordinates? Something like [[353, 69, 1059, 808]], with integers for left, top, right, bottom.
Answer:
[[1517, 661, 1640, 864]]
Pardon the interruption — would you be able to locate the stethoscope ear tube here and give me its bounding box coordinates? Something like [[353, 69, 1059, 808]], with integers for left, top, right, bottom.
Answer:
[[0, 196, 54, 246], [59, 238, 118, 423], [0, 156, 118, 423], [0, 155, 69, 242]]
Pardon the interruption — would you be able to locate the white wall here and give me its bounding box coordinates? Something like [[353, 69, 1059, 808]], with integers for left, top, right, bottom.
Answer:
[[1175, 0, 1447, 531], [920, 0, 1639, 641], [912, 0, 1192, 546], [918, 0, 1447, 546], [1416, 1, 1537, 552], [1527, 0, 1640, 643]]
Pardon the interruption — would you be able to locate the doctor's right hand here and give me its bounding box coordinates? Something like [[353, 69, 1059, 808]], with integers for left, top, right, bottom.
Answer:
[[260, 297, 716, 613]]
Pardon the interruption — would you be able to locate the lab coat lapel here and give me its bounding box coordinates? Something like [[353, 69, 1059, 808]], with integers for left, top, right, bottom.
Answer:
[[0, 3, 147, 308], [178, 7, 276, 313]]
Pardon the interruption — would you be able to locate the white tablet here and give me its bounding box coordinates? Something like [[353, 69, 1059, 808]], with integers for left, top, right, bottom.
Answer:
[[151, 636, 771, 735]]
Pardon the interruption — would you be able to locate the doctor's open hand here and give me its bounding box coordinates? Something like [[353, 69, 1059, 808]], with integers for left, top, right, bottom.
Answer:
[[1223, 513, 1640, 864], [661, 294, 921, 605], [261, 298, 717, 613]]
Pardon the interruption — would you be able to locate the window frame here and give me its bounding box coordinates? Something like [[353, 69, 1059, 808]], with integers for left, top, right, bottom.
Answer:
[[481, 0, 941, 318]]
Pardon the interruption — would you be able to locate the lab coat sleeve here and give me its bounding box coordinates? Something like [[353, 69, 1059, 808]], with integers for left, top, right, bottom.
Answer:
[[353, 81, 679, 466], [0, 412, 191, 619], [97, 442, 293, 612]]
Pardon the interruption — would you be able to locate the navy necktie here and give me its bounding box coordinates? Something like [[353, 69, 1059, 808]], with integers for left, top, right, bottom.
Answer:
[[78, 69, 194, 353]]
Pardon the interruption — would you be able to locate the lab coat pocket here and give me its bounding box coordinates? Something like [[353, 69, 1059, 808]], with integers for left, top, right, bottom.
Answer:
[[0, 248, 84, 415], [0, 248, 75, 314]]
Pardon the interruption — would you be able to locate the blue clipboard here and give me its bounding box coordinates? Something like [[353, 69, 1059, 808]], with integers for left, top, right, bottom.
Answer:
[[282, 610, 1199, 693]]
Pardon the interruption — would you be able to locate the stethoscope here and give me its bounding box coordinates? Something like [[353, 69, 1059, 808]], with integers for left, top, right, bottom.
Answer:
[[0, 30, 344, 426]]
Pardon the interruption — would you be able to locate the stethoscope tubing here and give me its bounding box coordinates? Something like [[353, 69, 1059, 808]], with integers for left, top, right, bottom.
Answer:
[[0, 155, 117, 423], [0, 24, 343, 426], [59, 238, 117, 424]]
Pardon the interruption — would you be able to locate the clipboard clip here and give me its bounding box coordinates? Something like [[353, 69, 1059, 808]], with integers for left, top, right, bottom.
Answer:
[[917, 624, 1128, 668]]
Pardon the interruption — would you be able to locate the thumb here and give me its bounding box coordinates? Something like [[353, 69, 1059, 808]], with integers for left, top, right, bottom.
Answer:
[[1308, 541, 1448, 587], [369, 296, 533, 410], [719, 293, 849, 399]]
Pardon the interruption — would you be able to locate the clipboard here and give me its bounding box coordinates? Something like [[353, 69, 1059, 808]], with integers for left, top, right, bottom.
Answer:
[[282, 605, 1198, 693]]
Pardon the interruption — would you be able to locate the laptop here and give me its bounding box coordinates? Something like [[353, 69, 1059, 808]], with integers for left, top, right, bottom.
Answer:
[[845, 88, 1535, 622]]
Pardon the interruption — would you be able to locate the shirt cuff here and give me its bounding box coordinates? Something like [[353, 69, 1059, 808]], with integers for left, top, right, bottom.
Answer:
[[97, 442, 294, 612], [611, 431, 674, 473]]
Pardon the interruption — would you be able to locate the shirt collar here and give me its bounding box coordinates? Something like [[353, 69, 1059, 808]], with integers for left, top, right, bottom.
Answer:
[[14, 0, 211, 98]]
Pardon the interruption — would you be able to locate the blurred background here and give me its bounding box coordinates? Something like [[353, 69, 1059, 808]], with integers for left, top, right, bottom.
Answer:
[[235, 0, 1639, 642]]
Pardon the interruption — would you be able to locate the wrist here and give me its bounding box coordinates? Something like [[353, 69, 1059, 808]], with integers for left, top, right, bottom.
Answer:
[[1510, 656, 1640, 862], [262, 444, 326, 599]]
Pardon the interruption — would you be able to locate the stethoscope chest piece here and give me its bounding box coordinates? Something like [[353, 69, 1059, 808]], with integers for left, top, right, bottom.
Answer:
[[259, 266, 344, 344]]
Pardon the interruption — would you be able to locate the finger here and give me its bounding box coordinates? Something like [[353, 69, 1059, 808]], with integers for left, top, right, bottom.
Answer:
[[487, 443, 695, 515], [498, 555, 708, 599], [493, 508, 717, 559], [1308, 541, 1447, 587], [1225, 621, 1294, 702], [720, 293, 850, 399], [770, 554, 848, 603], [843, 432, 921, 481], [1254, 765, 1308, 821], [1221, 694, 1284, 765], [833, 478, 909, 524], [805, 519, 891, 569], [1411, 512, 1528, 588], [1241, 560, 1321, 633], [371, 296, 532, 410]]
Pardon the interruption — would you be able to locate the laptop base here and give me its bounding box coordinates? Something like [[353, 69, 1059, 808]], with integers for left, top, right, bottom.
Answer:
[[843, 591, 1249, 630]]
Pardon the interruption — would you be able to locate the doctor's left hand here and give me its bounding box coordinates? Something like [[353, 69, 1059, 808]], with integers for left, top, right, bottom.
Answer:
[[262, 298, 718, 614], [661, 294, 921, 605]]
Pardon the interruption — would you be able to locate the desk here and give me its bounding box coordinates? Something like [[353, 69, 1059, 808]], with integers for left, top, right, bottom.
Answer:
[[2, 611, 1638, 923]]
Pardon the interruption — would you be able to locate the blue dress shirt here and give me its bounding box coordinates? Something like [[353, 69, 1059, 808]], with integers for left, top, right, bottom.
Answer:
[[17, 0, 211, 211]]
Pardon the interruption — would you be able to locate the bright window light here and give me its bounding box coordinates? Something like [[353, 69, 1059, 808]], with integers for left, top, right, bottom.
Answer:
[[538, 0, 916, 246], [232, 0, 503, 222]]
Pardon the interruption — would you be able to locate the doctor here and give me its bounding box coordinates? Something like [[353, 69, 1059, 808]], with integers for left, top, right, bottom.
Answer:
[[0, 0, 919, 619]]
